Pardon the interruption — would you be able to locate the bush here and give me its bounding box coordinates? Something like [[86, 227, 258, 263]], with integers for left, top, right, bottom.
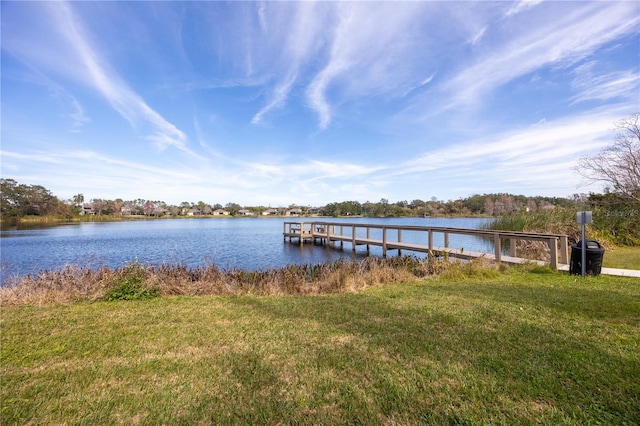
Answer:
[[104, 269, 159, 301]]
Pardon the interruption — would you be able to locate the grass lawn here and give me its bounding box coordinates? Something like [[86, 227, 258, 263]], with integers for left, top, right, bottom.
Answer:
[[2, 270, 639, 425], [604, 246, 640, 270]]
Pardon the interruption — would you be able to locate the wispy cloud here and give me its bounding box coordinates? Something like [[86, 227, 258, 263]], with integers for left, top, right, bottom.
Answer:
[[250, 2, 327, 125], [54, 3, 196, 155], [2, 1, 637, 205], [469, 27, 486, 46], [3, 2, 196, 156], [505, 0, 544, 17], [393, 111, 623, 194], [571, 62, 640, 104], [441, 2, 640, 110]]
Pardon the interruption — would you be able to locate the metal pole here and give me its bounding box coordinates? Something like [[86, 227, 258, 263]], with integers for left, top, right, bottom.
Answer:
[[581, 212, 586, 279]]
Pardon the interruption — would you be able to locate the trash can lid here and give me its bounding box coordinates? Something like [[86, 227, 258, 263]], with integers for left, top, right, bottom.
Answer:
[[575, 239, 602, 249]]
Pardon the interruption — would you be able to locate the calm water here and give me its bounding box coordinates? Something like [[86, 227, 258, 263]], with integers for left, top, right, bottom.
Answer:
[[1, 217, 493, 282]]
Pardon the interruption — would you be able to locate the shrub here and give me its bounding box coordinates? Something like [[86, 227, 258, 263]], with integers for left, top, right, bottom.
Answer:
[[104, 268, 159, 301]]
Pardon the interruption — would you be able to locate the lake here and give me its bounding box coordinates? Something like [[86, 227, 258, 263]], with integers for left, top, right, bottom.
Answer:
[[1, 217, 494, 283]]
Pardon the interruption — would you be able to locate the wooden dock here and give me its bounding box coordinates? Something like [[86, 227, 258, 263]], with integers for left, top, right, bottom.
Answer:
[[283, 221, 569, 269]]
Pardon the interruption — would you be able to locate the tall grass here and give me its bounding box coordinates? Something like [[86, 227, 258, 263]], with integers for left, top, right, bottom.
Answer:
[[487, 206, 640, 247], [0, 257, 466, 306]]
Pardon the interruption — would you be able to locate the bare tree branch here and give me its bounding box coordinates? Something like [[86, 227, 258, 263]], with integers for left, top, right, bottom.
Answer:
[[575, 113, 640, 203]]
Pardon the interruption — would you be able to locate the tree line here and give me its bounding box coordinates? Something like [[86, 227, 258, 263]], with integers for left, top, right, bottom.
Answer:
[[0, 177, 616, 220]]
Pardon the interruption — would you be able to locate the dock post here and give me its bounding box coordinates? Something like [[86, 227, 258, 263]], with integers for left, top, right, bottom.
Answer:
[[366, 227, 370, 253], [398, 228, 402, 256], [382, 227, 387, 258], [428, 229, 433, 251], [340, 226, 344, 249], [284, 222, 287, 241], [443, 232, 450, 261], [351, 225, 356, 252], [510, 238, 517, 257], [559, 236, 568, 264], [549, 237, 558, 269], [300, 222, 304, 245], [494, 234, 502, 264]]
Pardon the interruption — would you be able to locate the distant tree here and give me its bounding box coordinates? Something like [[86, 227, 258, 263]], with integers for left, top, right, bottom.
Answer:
[[73, 193, 84, 206], [410, 199, 425, 208], [91, 199, 109, 216], [113, 199, 124, 216], [576, 113, 640, 203], [143, 200, 156, 216], [1, 179, 69, 217], [225, 202, 242, 215]]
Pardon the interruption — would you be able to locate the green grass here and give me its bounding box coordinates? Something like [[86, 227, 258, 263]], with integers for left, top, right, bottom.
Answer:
[[604, 246, 640, 270], [2, 271, 639, 425]]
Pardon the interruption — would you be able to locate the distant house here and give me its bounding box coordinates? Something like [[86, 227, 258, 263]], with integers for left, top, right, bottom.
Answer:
[[286, 208, 302, 216], [213, 209, 230, 216], [82, 203, 95, 215], [120, 203, 133, 216], [262, 208, 279, 216], [155, 207, 170, 216], [186, 209, 201, 217], [237, 209, 254, 216], [308, 207, 323, 216]]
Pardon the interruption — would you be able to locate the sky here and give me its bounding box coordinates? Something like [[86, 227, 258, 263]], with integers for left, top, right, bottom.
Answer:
[[1, 1, 639, 207]]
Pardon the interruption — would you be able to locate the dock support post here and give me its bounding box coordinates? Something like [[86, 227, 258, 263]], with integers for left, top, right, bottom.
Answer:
[[549, 238, 558, 269], [428, 230, 433, 251], [444, 232, 450, 261], [398, 229, 402, 256], [300, 222, 304, 245], [510, 239, 517, 257], [366, 227, 370, 253], [352, 225, 356, 252], [382, 227, 387, 258], [494, 234, 502, 264], [559, 236, 568, 265]]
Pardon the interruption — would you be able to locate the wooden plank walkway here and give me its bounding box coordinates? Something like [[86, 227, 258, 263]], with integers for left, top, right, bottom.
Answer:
[[284, 221, 566, 268]]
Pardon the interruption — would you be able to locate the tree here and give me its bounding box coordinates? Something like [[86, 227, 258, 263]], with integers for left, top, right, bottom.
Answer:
[[225, 202, 242, 216], [576, 113, 640, 203], [143, 200, 156, 216], [1, 179, 67, 217]]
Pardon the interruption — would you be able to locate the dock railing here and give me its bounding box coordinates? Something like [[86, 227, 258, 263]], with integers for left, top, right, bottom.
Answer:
[[283, 221, 569, 269]]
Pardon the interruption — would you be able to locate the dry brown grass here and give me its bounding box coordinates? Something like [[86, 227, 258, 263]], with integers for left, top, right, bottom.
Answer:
[[0, 257, 462, 306]]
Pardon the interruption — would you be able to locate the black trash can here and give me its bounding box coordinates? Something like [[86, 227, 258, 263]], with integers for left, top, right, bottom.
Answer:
[[570, 239, 605, 276]]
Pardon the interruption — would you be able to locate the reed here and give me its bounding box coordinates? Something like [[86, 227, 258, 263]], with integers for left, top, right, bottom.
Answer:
[[487, 206, 640, 247], [0, 257, 475, 306]]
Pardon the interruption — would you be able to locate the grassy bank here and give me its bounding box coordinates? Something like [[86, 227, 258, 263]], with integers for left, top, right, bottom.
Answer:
[[2, 269, 639, 425]]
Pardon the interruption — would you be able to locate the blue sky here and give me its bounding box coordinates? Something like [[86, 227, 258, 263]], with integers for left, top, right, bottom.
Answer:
[[1, 1, 639, 206]]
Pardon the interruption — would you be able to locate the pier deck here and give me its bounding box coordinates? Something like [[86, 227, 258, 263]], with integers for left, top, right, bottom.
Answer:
[[284, 221, 568, 269]]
